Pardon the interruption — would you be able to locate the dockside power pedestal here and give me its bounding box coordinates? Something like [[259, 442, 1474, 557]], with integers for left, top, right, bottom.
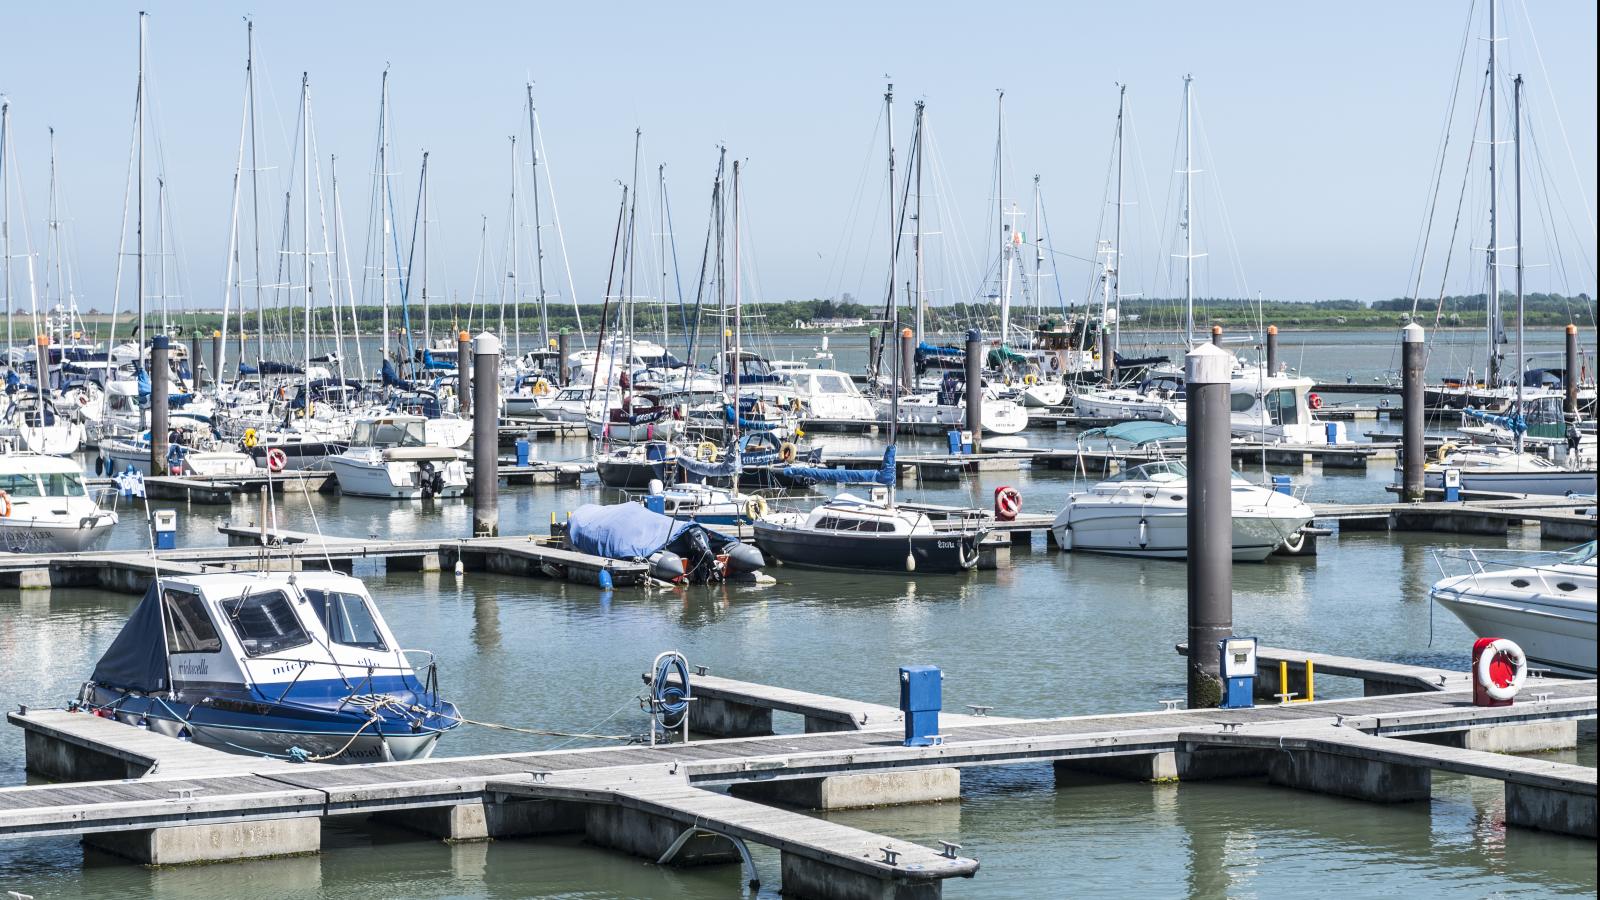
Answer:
[[1218, 637, 1258, 709], [899, 665, 942, 746]]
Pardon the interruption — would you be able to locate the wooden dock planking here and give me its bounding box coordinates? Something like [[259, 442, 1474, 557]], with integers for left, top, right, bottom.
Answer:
[[666, 672, 1020, 730], [1176, 642, 1473, 692]]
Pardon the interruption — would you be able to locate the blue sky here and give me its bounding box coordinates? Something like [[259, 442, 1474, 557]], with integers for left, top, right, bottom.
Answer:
[[0, 1, 1594, 319]]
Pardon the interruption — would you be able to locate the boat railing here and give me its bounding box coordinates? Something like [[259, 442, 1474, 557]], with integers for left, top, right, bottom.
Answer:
[[246, 648, 444, 709], [1430, 547, 1588, 594]]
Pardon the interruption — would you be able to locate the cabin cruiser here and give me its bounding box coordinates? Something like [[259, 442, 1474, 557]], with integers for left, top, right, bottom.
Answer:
[[1430, 543, 1596, 675], [875, 375, 1030, 436], [1073, 368, 1342, 445], [1051, 460, 1315, 561], [1420, 443, 1595, 497], [784, 368, 876, 422], [79, 571, 460, 762], [1071, 374, 1184, 422], [536, 385, 605, 423], [752, 448, 989, 573], [0, 451, 118, 552], [2, 392, 86, 455], [99, 421, 258, 478], [326, 415, 468, 499]]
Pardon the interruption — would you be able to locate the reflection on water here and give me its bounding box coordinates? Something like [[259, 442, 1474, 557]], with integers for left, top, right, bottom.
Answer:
[[2, 328, 1593, 897]]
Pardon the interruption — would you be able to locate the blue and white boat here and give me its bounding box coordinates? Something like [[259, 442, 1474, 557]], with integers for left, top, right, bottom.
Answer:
[[80, 571, 459, 763]]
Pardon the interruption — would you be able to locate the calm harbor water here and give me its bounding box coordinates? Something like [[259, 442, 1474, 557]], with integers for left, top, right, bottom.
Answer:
[[0, 327, 1593, 898]]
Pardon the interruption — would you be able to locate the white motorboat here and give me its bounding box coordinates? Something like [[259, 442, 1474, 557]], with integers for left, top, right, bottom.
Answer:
[[0, 451, 118, 552], [1071, 375, 1184, 422], [875, 379, 1031, 435], [1051, 460, 1315, 561], [1421, 443, 1595, 497], [2, 393, 85, 455], [536, 386, 604, 423], [784, 368, 877, 421], [1430, 543, 1596, 675], [80, 570, 460, 762], [326, 416, 468, 500], [1015, 379, 1067, 408]]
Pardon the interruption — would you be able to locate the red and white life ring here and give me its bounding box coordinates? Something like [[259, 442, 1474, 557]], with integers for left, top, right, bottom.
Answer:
[[1475, 638, 1527, 702], [994, 485, 1022, 522], [1308, 392, 1323, 410], [265, 447, 288, 473]]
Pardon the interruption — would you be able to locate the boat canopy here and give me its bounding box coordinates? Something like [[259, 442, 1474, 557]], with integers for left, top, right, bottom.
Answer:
[[567, 502, 703, 560], [90, 581, 173, 693], [778, 446, 896, 486], [1081, 421, 1188, 447]]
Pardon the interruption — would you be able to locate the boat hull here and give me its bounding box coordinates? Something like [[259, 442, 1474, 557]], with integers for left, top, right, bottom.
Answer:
[[0, 516, 117, 553], [327, 456, 467, 500], [1432, 590, 1596, 675], [1053, 509, 1305, 562], [753, 523, 983, 574], [1423, 467, 1596, 497]]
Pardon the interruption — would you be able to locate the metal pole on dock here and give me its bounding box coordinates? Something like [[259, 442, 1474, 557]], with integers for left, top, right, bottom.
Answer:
[[1210, 324, 1223, 347], [899, 328, 914, 394], [1185, 342, 1232, 709], [457, 330, 472, 416], [1100, 326, 1113, 384], [1566, 324, 1579, 419], [965, 328, 983, 454], [557, 329, 570, 386], [189, 334, 203, 391], [34, 335, 50, 402], [1266, 325, 1278, 374], [150, 334, 170, 475], [472, 331, 501, 537], [1402, 322, 1425, 502]]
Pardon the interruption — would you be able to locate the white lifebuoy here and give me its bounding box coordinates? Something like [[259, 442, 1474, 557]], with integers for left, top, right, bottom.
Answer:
[[1476, 638, 1527, 701], [266, 447, 288, 473], [994, 485, 1022, 521]]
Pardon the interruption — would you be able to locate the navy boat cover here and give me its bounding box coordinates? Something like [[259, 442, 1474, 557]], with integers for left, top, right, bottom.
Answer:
[[567, 502, 700, 560], [90, 582, 171, 693]]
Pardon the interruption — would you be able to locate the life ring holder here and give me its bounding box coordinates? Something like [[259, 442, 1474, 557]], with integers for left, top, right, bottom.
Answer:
[[1476, 638, 1527, 701]]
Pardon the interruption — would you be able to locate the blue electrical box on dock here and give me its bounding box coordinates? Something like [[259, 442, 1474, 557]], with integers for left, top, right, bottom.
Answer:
[[152, 509, 178, 551], [899, 665, 942, 746], [1218, 637, 1257, 709], [515, 439, 531, 467]]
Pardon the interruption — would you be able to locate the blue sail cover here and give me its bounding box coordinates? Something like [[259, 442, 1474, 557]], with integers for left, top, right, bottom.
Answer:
[[420, 349, 455, 371], [917, 342, 963, 356], [779, 446, 896, 485], [257, 361, 305, 375], [1462, 407, 1526, 435], [678, 452, 742, 480], [567, 502, 695, 560], [723, 404, 779, 430], [238, 362, 259, 375], [382, 359, 416, 391], [90, 582, 171, 693]]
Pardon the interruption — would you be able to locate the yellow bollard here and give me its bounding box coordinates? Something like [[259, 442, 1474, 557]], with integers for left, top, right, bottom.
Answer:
[[1303, 660, 1315, 703]]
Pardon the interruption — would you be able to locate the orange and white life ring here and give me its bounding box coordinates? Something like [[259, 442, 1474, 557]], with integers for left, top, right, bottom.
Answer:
[[266, 447, 288, 473], [1308, 392, 1323, 410], [1476, 638, 1527, 701], [778, 441, 798, 464], [994, 485, 1022, 522], [0, 490, 11, 518]]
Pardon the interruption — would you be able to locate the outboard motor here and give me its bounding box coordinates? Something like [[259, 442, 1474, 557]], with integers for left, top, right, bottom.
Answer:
[[683, 527, 719, 583], [721, 541, 765, 575], [419, 461, 438, 498]]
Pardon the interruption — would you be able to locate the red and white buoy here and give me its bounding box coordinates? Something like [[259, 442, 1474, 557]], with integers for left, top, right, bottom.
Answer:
[[1471, 637, 1527, 707], [994, 486, 1022, 522]]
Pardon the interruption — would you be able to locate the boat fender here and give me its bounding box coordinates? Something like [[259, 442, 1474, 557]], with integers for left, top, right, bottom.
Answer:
[[1476, 638, 1527, 701], [266, 447, 287, 473], [745, 496, 768, 521], [95, 456, 105, 477], [994, 486, 1022, 521], [1057, 523, 1073, 551], [1138, 518, 1149, 548], [0, 490, 10, 518], [778, 441, 798, 463], [905, 552, 917, 572], [597, 568, 614, 590], [650, 551, 688, 583], [722, 541, 765, 574]]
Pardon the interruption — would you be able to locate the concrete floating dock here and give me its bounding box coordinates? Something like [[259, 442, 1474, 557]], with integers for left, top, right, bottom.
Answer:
[[1314, 496, 1596, 537]]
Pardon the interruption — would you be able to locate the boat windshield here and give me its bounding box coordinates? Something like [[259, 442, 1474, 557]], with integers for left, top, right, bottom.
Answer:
[[227, 589, 312, 657], [1105, 461, 1188, 483], [304, 589, 388, 650], [1564, 541, 1598, 566], [812, 373, 854, 395], [0, 471, 86, 498]]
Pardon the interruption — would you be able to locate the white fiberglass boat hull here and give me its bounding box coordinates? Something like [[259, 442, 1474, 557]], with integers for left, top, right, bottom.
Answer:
[[1431, 568, 1596, 675], [1055, 507, 1307, 561]]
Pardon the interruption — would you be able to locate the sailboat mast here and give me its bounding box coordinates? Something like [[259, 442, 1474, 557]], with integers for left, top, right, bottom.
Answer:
[[1032, 175, 1043, 322], [1512, 73, 1523, 454], [2, 98, 11, 353], [509, 135, 522, 359], [659, 164, 669, 351], [301, 74, 312, 405], [1485, 0, 1502, 387], [913, 100, 925, 347], [1182, 74, 1194, 347], [378, 70, 391, 384], [996, 90, 1008, 346], [732, 158, 741, 450], [884, 83, 897, 350], [420, 151, 430, 349], [136, 11, 146, 370], [246, 19, 263, 377], [1113, 83, 1125, 360], [48, 129, 63, 322], [526, 84, 549, 351]]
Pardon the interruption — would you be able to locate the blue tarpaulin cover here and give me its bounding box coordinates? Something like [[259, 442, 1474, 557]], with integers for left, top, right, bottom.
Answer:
[[567, 502, 697, 560], [779, 446, 896, 486], [382, 359, 416, 391], [90, 582, 170, 693]]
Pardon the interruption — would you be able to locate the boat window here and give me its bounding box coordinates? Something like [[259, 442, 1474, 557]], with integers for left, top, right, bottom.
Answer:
[[0, 474, 42, 497], [1563, 541, 1596, 565], [227, 590, 312, 657], [1106, 461, 1188, 484], [816, 516, 897, 533], [1264, 388, 1301, 425], [1229, 392, 1257, 413], [815, 374, 851, 394], [164, 589, 221, 653], [303, 589, 388, 650], [42, 472, 86, 497]]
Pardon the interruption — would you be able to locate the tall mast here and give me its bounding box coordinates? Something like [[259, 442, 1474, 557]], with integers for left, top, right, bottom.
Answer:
[[996, 90, 1007, 346], [913, 100, 925, 347], [1113, 83, 1126, 359], [884, 83, 897, 357], [2, 97, 12, 353], [136, 11, 146, 370], [246, 19, 263, 376], [1180, 74, 1199, 347], [1485, 0, 1502, 387], [658, 163, 669, 350], [508, 134, 521, 358], [420, 150, 430, 347], [526, 84, 549, 351], [1032, 174, 1043, 321], [1512, 73, 1523, 453], [732, 158, 742, 453], [301, 74, 312, 406], [378, 69, 390, 381]]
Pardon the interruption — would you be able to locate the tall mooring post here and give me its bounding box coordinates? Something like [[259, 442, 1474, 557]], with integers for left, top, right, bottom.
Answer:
[[868, 331, 881, 385], [1210, 324, 1223, 347], [189, 334, 203, 391], [210, 330, 222, 391], [457, 330, 472, 416], [965, 328, 983, 454], [1266, 325, 1279, 374], [1100, 326, 1114, 384], [556, 329, 571, 386], [34, 334, 50, 400], [1402, 322, 1426, 502], [1565, 323, 1579, 419], [1185, 342, 1233, 709], [899, 327, 914, 393], [150, 335, 170, 475], [472, 331, 501, 537]]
